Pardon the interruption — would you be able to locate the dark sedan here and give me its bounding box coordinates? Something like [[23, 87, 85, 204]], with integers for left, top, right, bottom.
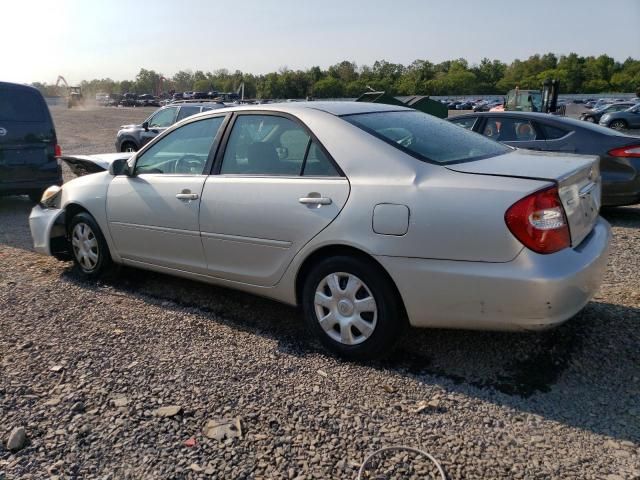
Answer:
[[448, 111, 640, 207]]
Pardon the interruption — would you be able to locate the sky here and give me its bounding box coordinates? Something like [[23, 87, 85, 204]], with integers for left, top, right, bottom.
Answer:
[[1, 0, 639, 84]]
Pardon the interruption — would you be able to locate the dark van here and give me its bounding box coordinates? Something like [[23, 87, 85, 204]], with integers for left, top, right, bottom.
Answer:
[[0, 81, 62, 202]]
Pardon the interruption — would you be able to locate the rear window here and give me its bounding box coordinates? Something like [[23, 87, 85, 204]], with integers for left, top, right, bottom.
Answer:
[[343, 110, 510, 164], [0, 86, 48, 122]]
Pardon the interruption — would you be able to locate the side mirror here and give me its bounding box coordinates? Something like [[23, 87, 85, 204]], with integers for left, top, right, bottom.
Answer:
[[142, 121, 149, 132], [108, 158, 130, 176]]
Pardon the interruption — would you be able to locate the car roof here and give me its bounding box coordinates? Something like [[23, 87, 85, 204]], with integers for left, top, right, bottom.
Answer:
[[0, 81, 43, 94], [194, 101, 413, 117]]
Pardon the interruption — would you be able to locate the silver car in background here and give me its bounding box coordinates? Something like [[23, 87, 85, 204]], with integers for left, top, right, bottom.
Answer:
[[30, 102, 611, 359]]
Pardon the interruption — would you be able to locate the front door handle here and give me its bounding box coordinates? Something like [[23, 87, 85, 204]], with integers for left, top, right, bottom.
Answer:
[[299, 196, 332, 205], [176, 193, 199, 200]]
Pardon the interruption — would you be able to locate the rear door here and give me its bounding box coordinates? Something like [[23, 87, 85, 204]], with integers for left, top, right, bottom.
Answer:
[[199, 113, 349, 286], [0, 84, 57, 185]]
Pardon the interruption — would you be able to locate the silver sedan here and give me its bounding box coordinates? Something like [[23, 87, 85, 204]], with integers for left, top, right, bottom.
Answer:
[[30, 102, 611, 359]]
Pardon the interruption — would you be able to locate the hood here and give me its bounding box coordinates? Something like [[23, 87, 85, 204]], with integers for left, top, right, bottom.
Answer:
[[120, 123, 141, 129], [60, 153, 132, 176]]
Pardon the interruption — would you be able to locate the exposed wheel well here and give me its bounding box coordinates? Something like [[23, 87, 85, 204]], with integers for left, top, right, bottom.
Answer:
[[65, 203, 91, 231], [294, 244, 408, 320]]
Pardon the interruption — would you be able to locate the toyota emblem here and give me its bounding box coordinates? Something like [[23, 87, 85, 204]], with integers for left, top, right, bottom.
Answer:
[[0, 127, 7, 136]]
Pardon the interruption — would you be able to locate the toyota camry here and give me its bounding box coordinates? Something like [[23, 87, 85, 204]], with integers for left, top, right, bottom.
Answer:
[[30, 102, 611, 359]]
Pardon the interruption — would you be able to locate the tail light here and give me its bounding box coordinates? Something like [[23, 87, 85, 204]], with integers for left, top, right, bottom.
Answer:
[[505, 186, 570, 254], [608, 145, 640, 158], [54, 144, 62, 157]]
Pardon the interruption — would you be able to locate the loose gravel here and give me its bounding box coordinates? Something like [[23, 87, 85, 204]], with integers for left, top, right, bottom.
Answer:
[[0, 106, 639, 479]]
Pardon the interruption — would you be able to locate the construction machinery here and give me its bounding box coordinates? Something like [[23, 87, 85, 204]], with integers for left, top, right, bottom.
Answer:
[[504, 79, 561, 113], [55, 76, 84, 108]]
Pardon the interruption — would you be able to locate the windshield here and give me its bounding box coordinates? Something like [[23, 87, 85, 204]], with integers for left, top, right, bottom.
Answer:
[[343, 110, 510, 164]]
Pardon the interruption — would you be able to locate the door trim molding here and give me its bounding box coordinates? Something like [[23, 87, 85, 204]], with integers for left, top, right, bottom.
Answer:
[[200, 231, 292, 249]]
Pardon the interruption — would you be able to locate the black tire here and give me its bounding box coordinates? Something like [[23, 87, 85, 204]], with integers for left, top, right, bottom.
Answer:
[[301, 255, 405, 360], [120, 141, 138, 152], [609, 120, 627, 130], [68, 212, 113, 278], [584, 116, 594, 122], [28, 189, 45, 203]]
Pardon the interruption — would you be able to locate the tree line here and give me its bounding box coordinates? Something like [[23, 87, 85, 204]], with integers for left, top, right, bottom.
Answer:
[[33, 53, 640, 100]]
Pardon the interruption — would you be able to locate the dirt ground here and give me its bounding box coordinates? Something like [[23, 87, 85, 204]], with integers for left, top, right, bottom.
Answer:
[[51, 105, 155, 155]]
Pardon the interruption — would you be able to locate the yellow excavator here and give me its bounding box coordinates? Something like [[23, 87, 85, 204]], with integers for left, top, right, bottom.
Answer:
[[55, 75, 84, 108]]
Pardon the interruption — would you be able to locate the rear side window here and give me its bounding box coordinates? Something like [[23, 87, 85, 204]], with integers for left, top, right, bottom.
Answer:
[[0, 86, 47, 122], [221, 115, 309, 175], [176, 106, 201, 121], [344, 111, 509, 164], [538, 123, 569, 140]]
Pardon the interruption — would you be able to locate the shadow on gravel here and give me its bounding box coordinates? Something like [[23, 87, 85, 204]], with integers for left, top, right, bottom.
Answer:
[[61, 263, 640, 443], [0, 195, 36, 252], [601, 204, 640, 227]]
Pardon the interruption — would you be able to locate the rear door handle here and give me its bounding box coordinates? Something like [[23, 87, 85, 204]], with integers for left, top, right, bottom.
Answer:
[[299, 196, 332, 205], [176, 193, 199, 200]]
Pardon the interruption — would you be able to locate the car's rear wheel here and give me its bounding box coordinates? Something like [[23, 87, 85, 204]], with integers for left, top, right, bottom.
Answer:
[[121, 141, 138, 152], [584, 116, 594, 122], [610, 120, 627, 130], [302, 256, 404, 360], [69, 212, 112, 277]]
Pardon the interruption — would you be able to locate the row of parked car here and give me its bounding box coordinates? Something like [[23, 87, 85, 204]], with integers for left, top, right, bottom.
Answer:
[[96, 93, 161, 108], [580, 100, 640, 130]]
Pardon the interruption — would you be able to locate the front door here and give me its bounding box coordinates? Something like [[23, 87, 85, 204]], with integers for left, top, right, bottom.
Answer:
[[199, 113, 349, 286], [107, 116, 226, 272]]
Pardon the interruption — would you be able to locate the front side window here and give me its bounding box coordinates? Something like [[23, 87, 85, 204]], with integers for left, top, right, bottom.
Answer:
[[134, 117, 224, 175], [220, 115, 310, 175], [149, 107, 177, 128], [344, 111, 509, 164]]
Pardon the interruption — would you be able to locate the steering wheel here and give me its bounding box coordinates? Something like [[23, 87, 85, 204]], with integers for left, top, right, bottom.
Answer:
[[174, 154, 204, 174]]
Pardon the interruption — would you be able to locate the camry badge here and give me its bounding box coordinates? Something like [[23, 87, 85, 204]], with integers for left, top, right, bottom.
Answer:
[[0, 127, 7, 136]]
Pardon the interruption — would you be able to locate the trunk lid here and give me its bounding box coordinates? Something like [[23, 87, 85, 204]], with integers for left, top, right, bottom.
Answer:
[[447, 150, 601, 247]]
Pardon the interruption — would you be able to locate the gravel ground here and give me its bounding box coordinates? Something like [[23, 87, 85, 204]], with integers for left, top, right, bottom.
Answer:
[[0, 106, 639, 479]]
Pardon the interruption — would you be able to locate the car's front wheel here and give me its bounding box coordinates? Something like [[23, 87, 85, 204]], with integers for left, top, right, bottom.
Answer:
[[609, 120, 628, 130], [302, 256, 404, 360], [69, 212, 112, 277], [120, 141, 138, 152], [584, 116, 594, 122]]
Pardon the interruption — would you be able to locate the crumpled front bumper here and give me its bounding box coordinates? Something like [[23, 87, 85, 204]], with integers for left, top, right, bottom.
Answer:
[[29, 205, 66, 256]]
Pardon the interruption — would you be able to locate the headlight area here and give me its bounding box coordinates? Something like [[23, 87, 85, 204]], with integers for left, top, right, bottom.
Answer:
[[40, 185, 63, 209]]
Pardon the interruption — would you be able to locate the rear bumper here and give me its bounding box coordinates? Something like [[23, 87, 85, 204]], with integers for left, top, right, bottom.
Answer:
[[376, 218, 611, 331], [29, 205, 66, 256]]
